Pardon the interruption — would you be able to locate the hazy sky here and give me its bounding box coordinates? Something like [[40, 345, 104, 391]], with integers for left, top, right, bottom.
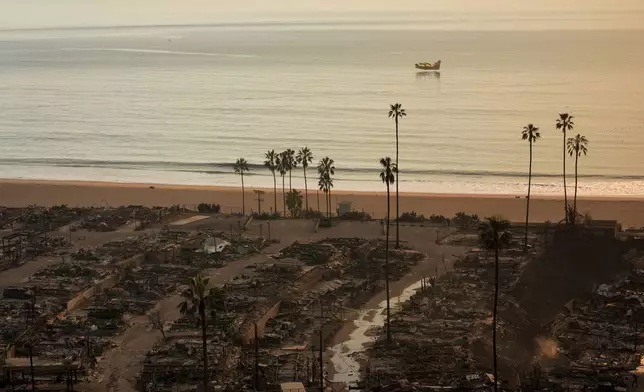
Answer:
[[1, 0, 643, 29]]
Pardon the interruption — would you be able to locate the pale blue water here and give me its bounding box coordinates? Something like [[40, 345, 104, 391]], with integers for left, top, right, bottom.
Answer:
[[1, 15, 644, 196]]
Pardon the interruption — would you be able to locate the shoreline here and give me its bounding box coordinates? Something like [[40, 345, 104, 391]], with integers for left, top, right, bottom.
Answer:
[[2, 178, 644, 227], [4, 177, 644, 201]]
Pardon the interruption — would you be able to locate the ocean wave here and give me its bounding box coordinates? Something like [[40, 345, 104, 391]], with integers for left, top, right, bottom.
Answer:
[[61, 48, 258, 58], [1, 157, 642, 181]]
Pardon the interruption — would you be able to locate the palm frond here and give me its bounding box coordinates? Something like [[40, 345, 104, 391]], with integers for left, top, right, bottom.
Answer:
[[379, 157, 396, 185], [234, 158, 249, 174], [522, 124, 541, 143], [478, 216, 512, 250], [264, 150, 277, 171]]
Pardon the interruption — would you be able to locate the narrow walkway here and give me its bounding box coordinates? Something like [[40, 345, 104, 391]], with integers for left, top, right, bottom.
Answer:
[[0, 229, 155, 288], [84, 250, 279, 392]]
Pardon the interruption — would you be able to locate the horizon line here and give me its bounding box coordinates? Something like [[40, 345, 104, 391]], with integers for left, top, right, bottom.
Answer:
[[2, 13, 644, 34]]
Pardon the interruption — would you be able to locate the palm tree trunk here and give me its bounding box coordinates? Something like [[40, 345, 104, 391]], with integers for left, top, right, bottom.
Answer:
[[385, 183, 392, 343], [395, 118, 400, 248], [304, 168, 308, 211], [29, 343, 35, 392], [282, 176, 286, 214], [289, 170, 292, 191], [493, 244, 499, 392], [574, 153, 579, 223], [273, 172, 277, 214], [324, 191, 328, 218], [241, 173, 245, 215], [200, 303, 209, 392], [524, 142, 532, 252], [563, 130, 568, 223]]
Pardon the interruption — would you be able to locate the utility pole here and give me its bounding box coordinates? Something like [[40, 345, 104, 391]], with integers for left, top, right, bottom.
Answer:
[[311, 337, 316, 386], [319, 304, 324, 392], [28, 289, 36, 392], [254, 323, 259, 391], [267, 222, 271, 242], [29, 341, 35, 392], [254, 190, 265, 215]]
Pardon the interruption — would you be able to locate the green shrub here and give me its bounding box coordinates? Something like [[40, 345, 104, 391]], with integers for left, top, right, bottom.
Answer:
[[339, 211, 372, 221], [429, 214, 450, 225], [197, 203, 221, 213], [399, 211, 425, 223], [302, 209, 325, 219], [452, 212, 480, 229], [252, 212, 281, 220]]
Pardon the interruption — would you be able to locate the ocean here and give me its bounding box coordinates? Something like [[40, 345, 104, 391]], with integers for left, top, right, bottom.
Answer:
[[1, 13, 644, 196]]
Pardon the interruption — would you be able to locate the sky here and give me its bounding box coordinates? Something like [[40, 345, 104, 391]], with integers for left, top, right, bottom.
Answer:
[[1, 0, 643, 30]]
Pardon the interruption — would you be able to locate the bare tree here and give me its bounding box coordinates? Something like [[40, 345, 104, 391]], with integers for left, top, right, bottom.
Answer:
[[148, 310, 166, 340]]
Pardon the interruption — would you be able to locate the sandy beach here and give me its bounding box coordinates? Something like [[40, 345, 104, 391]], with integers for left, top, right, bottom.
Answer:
[[1, 178, 644, 228]]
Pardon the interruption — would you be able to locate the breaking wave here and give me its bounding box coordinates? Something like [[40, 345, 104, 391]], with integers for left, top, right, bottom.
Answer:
[[1, 158, 642, 181]]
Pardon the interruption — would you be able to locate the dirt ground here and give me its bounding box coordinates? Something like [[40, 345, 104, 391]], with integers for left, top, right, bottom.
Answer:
[[0, 229, 153, 288], [93, 220, 472, 392], [1, 216, 470, 392], [83, 247, 285, 392]]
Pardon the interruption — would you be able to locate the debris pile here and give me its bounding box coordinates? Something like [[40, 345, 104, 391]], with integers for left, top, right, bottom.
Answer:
[[532, 266, 644, 389], [1, 205, 91, 231], [278, 238, 423, 282], [364, 243, 531, 388], [77, 206, 172, 232], [136, 261, 303, 391], [0, 230, 206, 386], [1, 233, 71, 271]]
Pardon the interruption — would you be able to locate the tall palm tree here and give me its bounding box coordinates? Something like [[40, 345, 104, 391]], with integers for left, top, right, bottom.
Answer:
[[276, 152, 288, 214], [233, 158, 249, 215], [178, 274, 215, 392], [284, 149, 297, 190], [567, 134, 588, 223], [556, 113, 574, 223], [388, 103, 406, 248], [379, 157, 396, 343], [296, 147, 314, 211], [521, 124, 541, 251], [318, 175, 329, 218], [264, 150, 278, 214], [478, 217, 512, 392], [317, 157, 335, 218]]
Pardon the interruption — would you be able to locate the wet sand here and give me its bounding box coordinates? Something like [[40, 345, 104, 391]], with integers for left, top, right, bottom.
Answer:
[[1, 179, 644, 227]]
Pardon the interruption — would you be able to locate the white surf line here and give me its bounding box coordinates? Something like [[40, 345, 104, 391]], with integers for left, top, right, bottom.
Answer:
[[61, 47, 258, 58]]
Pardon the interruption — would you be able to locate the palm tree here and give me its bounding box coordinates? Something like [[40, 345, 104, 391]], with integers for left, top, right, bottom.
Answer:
[[556, 113, 574, 223], [567, 134, 588, 222], [233, 158, 249, 215], [388, 103, 406, 248], [296, 147, 314, 211], [379, 157, 397, 343], [478, 217, 512, 392], [285, 189, 303, 217], [521, 124, 541, 251], [264, 150, 278, 214], [178, 274, 215, 391], [318, 176, 329, 217], [276, 152, 288, 214], [284, 149, 297, 190], [317, 157, 335, 218]]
